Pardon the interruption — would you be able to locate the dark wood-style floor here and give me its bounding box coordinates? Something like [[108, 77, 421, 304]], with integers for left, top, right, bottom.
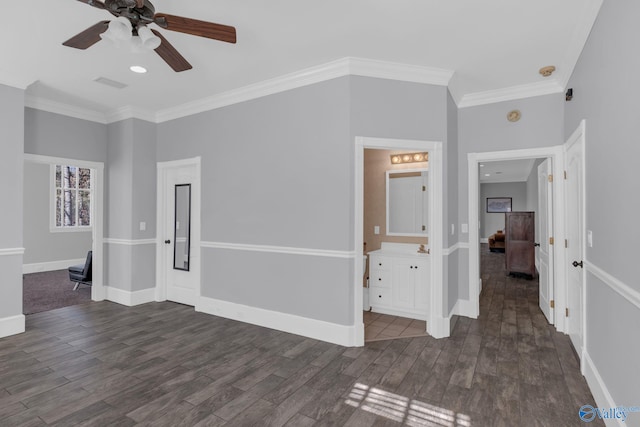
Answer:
[[0, 249, 601, 426]]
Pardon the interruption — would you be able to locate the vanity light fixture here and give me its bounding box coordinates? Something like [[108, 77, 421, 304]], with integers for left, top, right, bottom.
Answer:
[[390, 152, 429, 165]]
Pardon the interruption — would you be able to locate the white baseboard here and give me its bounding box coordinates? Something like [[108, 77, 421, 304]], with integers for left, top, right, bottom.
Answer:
[[105, 287, 155, 307], [0, 314, 25, 338], [197, 296, 357, 347], [23, 258, 85, 274], [583, 351, 621, 427]]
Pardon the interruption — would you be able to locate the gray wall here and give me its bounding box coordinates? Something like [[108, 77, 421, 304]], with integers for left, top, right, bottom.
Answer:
[[159, 76, 448, 326], [457, 93, 564, 301], [480, 182, 527, 239], [446, 91, 459, 315], [563, 0, 640, 410], [106, 118, 156, 292], [23, 161, 92, 264], [24, 108, 107, 162], [0, 84, 25, 321]]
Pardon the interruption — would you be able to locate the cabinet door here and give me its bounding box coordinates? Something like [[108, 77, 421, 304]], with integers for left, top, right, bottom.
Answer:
[[392, 259, 414, 309], [413, 259, 429, 311], [505, 211, 536, 276]]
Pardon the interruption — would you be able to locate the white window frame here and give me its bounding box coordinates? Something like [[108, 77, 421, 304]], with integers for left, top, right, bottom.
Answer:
[[50, 164, 93, 233]]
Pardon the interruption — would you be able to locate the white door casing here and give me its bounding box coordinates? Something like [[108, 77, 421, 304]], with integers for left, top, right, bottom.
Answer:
[[156, 158, 201, 306], [564, 122, 586, 361], [538, 158, 554, 324]]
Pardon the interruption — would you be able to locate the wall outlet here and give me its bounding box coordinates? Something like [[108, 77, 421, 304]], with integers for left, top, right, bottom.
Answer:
[[451, 224, 455, 235], [139, 221, 146, 231], [374, 225, 380, 235], [461, 223, 468, 233], [587, 230, 593, 247]]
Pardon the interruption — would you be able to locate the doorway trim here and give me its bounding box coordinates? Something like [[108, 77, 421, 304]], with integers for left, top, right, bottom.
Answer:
[[355, 137, 446, 345], [468, 145, 569, 332], [155, 157, 201, 303], [23, 153, 105, 301]]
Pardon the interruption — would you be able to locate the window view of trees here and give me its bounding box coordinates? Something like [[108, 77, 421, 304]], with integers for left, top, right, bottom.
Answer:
[[55, 165, 91, 228]]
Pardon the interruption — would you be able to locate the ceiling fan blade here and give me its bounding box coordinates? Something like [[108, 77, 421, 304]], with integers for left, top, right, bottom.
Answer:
[[63, 21, 110, 49], [76, 0, 106, 10], [154, 13, 236, 44], [151, 30, 192, 72]]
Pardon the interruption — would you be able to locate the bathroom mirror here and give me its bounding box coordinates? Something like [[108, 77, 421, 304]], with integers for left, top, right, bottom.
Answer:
[[173, 184, 191, 271], [386, 169, 428, 236]]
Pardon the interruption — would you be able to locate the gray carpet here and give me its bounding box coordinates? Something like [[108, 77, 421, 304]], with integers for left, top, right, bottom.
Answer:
[[23, 269, 92, 315]]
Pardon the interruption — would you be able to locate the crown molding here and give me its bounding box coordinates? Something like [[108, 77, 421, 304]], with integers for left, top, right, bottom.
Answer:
[[155, 57, 454, 123], [106, 106, 157, 124], [458, 80, 564, 108], [25, 96, 108, 124]]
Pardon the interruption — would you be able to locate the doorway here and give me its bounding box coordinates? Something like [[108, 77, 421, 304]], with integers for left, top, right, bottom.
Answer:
[[478, 157, 554, 325], [155, 157, 201, 306], [355, 137, 445, 347], [23, 154, 105, 309], [468, 146, 569, 332]]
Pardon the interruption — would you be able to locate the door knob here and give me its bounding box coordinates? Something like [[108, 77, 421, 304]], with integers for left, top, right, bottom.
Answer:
[[572, 260, 583, 268], [164, 239, 171, 244], [534, 243, 540, 247]]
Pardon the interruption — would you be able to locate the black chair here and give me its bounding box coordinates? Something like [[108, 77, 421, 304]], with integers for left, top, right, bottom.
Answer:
[[69, 251, 92, 291]]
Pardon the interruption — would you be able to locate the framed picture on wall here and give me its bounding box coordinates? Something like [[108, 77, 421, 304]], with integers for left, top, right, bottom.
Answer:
[[487, 197, 512, 213]]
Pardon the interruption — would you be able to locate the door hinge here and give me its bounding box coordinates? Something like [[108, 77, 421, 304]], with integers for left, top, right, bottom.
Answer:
[[564, 239, 568, 248], [422, 185, 426, 191], [548, 174, 553, 183], [550, 300, 555, 308], [422, 225, 426, 231], [549, 237, 554, 245], [564, 170, 568, 180], [566, 308, 569, 317]]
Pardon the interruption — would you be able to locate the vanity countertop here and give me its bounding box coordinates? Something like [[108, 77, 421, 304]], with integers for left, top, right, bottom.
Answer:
[[367, 242, 429, 257]]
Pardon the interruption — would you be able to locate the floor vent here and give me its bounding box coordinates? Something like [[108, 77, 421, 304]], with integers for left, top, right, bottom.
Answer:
[[93, 77, 128, 89]]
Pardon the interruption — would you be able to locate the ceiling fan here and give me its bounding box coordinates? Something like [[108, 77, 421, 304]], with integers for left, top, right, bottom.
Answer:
[[63, 0, 236, 72]]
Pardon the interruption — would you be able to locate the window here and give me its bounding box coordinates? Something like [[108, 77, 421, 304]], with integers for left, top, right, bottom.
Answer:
[[53, 165, 92, 230]]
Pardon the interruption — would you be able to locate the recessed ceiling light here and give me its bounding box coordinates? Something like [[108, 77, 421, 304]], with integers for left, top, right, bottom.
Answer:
[[480, 164, 485, 167], [484, 173, 491, 177], [130, 65, 147, 74]]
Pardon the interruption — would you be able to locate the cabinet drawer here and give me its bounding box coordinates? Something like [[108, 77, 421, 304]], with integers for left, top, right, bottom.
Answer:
[[370, 270, 390, 287], [369, 255, 391, 271], [369, 287, 391, 306]]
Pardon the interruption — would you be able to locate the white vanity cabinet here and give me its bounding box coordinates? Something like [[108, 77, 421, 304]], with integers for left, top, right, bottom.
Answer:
[[367, 243, 430, 320]]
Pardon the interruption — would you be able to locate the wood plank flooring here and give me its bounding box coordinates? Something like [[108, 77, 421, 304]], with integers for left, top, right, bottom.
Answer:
[[1, 250, 602, 426]]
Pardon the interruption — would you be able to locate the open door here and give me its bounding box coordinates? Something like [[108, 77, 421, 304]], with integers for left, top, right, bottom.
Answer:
[[537, 159, 554, 324], [565, 128, 585, 357]]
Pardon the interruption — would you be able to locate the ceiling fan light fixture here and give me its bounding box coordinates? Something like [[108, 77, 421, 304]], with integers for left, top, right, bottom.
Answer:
[[137, 26, 161, 50], [100, 16, 133, 44]]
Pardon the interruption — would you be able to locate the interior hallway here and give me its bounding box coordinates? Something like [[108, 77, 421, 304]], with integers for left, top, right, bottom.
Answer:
[[0, 250, 601, 426]]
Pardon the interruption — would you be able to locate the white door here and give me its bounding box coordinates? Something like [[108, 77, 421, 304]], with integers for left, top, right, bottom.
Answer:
[[159, 161, 200, 306], [537, 159, 554, 324], [565, 133, 585, 356]]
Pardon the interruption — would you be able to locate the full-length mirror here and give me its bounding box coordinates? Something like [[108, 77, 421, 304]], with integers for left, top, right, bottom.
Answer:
[[386, 169, 428, 236], [173, 184, 191, 271]]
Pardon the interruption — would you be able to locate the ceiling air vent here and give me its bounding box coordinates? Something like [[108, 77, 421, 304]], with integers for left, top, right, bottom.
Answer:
[[93, 77, 128, 89]]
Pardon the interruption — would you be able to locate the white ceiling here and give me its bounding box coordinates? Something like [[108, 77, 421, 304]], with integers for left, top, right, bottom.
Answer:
[[1, 0, 602, 122]]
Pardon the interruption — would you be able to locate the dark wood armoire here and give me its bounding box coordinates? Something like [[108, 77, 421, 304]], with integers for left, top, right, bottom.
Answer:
[[505, 211, 536, 278]]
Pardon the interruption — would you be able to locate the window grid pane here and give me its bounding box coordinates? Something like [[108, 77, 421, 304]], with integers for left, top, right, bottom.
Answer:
[[55, 164, 92, 229], [79, 191, 91, 226]]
